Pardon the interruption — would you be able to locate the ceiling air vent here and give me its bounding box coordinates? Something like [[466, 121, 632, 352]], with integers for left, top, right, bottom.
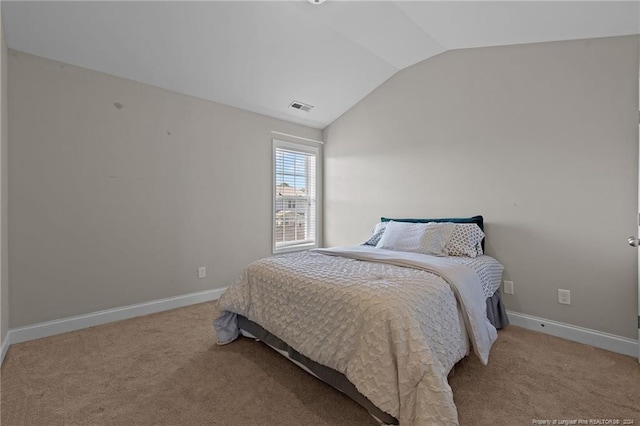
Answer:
[[289, 101, 314, 113]]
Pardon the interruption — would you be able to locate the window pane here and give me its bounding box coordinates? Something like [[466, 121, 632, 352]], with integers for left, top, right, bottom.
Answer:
[[274, 143, 317, 252]]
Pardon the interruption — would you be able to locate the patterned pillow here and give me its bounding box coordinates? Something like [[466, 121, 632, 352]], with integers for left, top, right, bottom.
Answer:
[[377, 221, 456, 256], [362, 222, 387, 246], [445, 224, 485, 258]]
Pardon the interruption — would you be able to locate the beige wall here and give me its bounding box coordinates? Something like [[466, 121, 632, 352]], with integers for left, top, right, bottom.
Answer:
[[8, 51, 322, 328], [324, 36, 639, 339], [0, 12, 7, 346]]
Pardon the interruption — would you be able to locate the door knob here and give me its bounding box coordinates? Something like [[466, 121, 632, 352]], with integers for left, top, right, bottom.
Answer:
[[628, 236, 640, 247]]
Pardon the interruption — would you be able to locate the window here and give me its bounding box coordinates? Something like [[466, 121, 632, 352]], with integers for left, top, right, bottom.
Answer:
[[273, 139, 320, 253]]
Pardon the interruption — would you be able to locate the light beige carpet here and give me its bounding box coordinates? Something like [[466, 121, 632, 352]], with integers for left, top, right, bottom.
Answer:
[[1, 301, 638, 425]]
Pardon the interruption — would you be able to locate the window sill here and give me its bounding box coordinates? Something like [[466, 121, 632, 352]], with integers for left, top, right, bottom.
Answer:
[[273, 243, 317, 255]]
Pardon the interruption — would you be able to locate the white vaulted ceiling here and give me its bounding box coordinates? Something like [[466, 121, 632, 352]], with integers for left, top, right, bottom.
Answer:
[[2, 1, 639, 129]]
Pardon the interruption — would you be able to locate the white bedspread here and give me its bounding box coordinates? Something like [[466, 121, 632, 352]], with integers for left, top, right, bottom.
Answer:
[[215, 246, 497, 425]]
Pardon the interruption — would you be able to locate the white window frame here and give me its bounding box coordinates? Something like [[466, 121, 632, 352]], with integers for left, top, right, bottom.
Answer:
[[272, 139, 322, 254]]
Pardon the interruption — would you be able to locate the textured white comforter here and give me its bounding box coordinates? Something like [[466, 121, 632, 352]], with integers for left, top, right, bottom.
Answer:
[[215, 246, 497, 425]]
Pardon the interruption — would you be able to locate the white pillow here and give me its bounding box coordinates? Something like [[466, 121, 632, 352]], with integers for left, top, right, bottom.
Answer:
[[376, 221, 456, 256], [445, 224, 485, 258]]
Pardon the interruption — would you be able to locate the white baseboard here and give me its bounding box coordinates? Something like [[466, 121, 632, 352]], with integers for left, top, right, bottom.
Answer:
[[506, 310, 638, 358], [0, 287, 227, 366]]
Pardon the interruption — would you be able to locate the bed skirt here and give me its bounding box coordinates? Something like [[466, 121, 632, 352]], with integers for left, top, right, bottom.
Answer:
[[486, 289, 509, 329]]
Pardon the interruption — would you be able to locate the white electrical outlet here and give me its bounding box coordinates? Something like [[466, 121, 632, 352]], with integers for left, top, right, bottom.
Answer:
[[503, 280, 514, 295], [558, 289, 571, 305], [198, 267, 206, 279]]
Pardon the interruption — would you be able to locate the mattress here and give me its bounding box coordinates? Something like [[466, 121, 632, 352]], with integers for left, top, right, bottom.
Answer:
[[215, 246, 500, 425]]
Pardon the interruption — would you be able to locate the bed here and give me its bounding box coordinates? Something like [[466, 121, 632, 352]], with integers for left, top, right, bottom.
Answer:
[[214, 216, 508, 426]]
